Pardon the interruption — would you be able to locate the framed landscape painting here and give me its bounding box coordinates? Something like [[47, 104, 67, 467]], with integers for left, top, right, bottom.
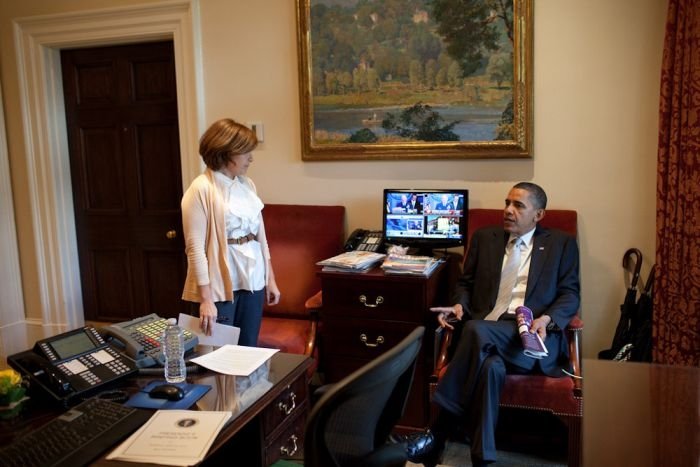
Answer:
[[296, 0, 532, 160]]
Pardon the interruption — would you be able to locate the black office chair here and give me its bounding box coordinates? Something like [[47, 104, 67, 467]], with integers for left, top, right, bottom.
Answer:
[[304, 326, 424, 467]]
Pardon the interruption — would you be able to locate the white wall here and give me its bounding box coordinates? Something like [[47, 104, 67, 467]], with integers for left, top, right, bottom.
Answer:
[[1, 0, 667, 358], [197, 0, 665, 357]]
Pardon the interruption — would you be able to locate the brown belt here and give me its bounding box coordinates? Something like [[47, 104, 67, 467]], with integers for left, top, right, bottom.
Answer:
[[227, 233, 257, 245]]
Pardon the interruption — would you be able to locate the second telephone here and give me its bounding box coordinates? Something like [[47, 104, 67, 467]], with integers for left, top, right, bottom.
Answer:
[[100, 313, 198, 368], [345, 229, 385, 252]]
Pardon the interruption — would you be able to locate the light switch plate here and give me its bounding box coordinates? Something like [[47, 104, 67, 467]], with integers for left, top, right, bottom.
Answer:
[[249, 122, 264, 142]]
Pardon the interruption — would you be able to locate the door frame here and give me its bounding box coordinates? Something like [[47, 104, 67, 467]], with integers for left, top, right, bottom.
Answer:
[[11, 1, 203, 344]]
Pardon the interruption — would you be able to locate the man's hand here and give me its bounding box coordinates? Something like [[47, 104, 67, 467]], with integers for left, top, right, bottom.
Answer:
[[530, 314, 551, 340], [430, 304, 464, 330]]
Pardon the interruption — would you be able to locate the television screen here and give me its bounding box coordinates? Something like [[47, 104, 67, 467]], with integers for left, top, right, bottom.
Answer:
[[383, 189, 469, 252]]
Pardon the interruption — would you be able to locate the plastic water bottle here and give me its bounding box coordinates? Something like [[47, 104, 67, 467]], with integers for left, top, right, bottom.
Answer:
[[162, 319, 186, 383]]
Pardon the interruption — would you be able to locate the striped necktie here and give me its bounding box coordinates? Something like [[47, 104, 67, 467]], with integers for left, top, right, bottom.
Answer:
[[485, 237, 523, 321]]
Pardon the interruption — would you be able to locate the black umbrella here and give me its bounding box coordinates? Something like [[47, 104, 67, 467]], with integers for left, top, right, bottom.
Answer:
[[598, 248, 642, 360], [629, 265, 655, 362]]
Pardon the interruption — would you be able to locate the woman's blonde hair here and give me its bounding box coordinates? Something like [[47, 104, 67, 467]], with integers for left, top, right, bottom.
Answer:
[[199, 118, 258, 170]]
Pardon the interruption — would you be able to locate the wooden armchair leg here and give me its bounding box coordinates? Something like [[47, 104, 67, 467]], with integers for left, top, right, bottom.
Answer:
[[563, 415, 582, 467]]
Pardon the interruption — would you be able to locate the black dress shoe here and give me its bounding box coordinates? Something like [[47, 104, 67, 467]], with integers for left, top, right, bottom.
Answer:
[[470, 455, 494, 467], [404, 429, 445, 466]]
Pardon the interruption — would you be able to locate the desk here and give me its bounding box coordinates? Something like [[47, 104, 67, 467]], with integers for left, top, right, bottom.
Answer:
[[583, 359, 699, 467], [2, 352, 311, 467]]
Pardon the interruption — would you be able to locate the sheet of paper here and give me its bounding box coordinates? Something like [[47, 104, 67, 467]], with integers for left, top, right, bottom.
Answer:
[[189, 345, 279, 376], [107, 410, 231, 466], [178, 313, 240, 346]]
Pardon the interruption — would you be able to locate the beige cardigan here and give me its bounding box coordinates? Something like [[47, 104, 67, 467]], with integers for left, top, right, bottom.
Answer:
[[181, 169, 271, 303]]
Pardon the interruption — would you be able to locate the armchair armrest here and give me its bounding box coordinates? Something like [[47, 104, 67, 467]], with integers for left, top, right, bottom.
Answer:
[[305, 290, 323, 311], [302, 290, 323, 356], [566, 317, 584, 397], [431, 327, 454, 383], [430, 315, 584, 395]]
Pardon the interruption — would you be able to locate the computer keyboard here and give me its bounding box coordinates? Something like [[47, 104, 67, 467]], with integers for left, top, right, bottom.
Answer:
[[0, 397, 152, 467]]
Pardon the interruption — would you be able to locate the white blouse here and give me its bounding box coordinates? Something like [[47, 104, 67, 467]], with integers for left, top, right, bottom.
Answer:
[[213, 171, 265, 292]]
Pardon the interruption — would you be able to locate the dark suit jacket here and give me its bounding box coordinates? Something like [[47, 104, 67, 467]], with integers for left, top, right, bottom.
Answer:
[[452, 224, 580, 374]]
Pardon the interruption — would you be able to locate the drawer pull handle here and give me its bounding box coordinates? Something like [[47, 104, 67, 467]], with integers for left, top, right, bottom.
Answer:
[[360, 333, 385, 347], [359, 294, 384, 307], [280, 434, 299, 456], [277, 392, 297, 415]]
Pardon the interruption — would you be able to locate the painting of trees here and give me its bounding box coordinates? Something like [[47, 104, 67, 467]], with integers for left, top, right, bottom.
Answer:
[[297, 0, 532, 159]]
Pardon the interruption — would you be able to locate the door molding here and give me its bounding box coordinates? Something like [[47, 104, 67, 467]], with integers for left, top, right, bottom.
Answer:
[[12, 0, 204, 336], [0, 81, 29, 364]]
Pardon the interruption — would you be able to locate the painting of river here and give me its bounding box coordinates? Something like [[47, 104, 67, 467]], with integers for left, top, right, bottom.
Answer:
[[314, 105, 502, 142], [296, 0, 532, 159]]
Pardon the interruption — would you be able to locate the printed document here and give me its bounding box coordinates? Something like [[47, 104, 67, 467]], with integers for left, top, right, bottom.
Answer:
[[190, 345, 279, 376], [107, 410, 231, 466], [178, 313, 240, 347]]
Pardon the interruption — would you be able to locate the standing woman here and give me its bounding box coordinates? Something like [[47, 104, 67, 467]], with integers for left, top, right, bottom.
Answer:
[[181, 118, 280, 346]]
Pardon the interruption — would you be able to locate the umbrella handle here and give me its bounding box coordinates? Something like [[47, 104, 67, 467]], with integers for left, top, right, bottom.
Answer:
[[643, 264, 656, 296], [623, 248, 643, 289]]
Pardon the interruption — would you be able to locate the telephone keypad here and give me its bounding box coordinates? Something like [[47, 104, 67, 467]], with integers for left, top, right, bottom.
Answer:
[[81, 372, 101, 385], [78, 355, 97, 368], [105, 359, 130, 375], [132, 318, 195, 352], [358, 232, 384, 252]]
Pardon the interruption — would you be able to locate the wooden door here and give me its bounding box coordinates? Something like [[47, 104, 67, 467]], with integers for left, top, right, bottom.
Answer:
[[61, 41, 188, 322]]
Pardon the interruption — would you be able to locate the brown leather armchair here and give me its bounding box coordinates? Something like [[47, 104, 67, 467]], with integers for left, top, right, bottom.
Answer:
[[430, 208, 583, 467], [257, 204, 345, 371]]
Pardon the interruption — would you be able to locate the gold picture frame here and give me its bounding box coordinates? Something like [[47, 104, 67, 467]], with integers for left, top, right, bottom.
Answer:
[[296, 0, 532, 161]]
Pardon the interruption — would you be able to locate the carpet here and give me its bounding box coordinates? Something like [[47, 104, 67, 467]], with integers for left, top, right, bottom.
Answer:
[[407, 440, 567, 467]]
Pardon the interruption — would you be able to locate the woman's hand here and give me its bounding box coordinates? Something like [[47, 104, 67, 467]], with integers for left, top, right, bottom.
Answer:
[[266, 279, 281, 306], [430, 304, 464, 330], [199, 299, 217, 336]]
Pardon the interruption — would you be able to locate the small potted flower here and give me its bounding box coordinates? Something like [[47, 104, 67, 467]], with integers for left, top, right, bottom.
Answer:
[[0, 368, 28, 419]]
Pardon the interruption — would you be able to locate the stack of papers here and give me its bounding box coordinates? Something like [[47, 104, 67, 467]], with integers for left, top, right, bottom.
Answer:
[[190, 345, 279, 376], [381, 254, 442, 276], [316, 251, 386, 272], [107, 410, 231, 466]]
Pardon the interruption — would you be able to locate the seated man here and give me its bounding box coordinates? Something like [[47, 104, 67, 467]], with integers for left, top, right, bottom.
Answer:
[[407, 182, 580, 467]]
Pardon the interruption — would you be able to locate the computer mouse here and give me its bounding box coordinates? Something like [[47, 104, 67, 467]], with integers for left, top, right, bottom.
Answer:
[[148, 383, 185, 401]]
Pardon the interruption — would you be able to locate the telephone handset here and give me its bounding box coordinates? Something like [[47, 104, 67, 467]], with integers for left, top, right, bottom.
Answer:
[[100, 313, 198, 368], [7, 326, 138, 405], [345, 229, 385, 252]]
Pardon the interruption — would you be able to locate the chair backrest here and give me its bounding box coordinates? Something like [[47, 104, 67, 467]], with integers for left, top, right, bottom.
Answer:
[[468, 208, 578, 245], [262, 204, 345, 318], [447, 208, 578, 293], [304, 326, 425, 467]]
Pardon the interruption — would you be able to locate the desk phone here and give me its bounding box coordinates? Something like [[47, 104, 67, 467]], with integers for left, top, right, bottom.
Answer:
[[345, 229, 385, 252], [100, 313, 198, 368], [8, 326, 137, 405]]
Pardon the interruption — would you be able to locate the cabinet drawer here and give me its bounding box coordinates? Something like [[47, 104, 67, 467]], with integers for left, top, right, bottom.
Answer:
[[322, 277, 427, 322], [261, 373, 308, 438], [322, 318, 421, 360], [264, 407, 306, 466]]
